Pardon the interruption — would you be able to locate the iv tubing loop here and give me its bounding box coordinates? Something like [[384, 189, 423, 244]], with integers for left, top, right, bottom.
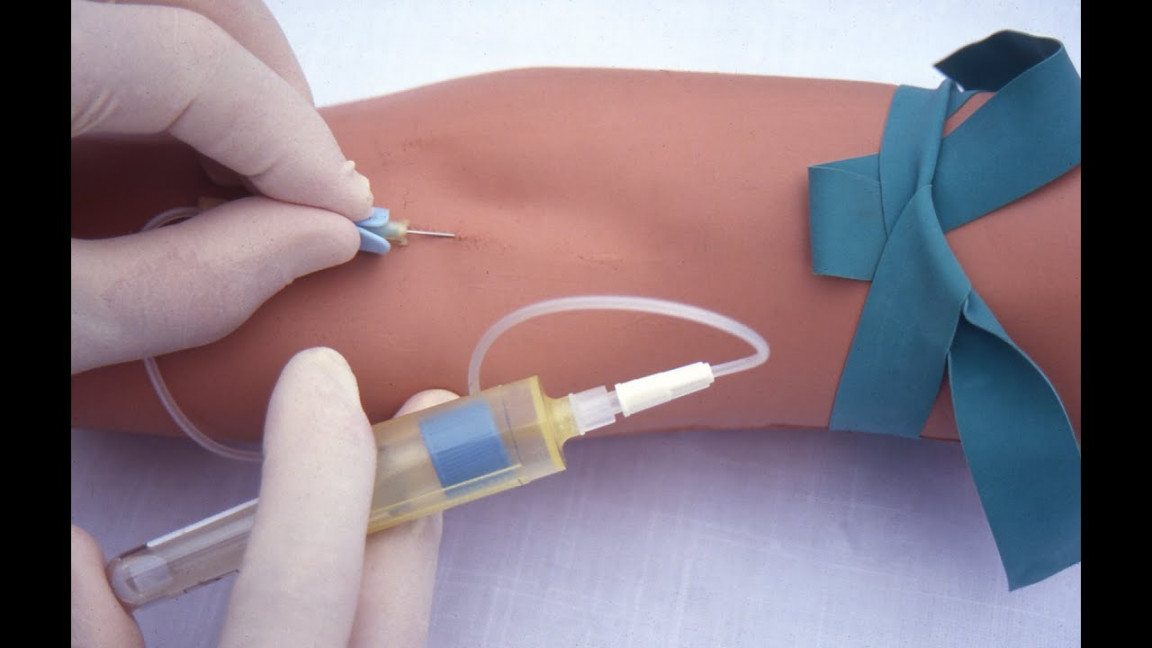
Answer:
[[140, 217, 767, 462], [467, 295, 770, 395], [140, 206, 263, 463]]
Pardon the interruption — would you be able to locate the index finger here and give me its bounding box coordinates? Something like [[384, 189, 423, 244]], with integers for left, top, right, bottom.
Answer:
[[127, 0, 316, 104], [70, 0, 373, 220]]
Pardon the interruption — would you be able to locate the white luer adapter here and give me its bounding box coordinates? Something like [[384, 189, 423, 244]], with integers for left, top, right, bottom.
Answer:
[[615, 362, 715, 415], [568, 362, 716, 433]]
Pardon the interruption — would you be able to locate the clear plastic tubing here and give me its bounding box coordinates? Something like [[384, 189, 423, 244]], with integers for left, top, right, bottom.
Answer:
[[467, 295, 770, 394], [108, 296, 768, 609], [138, 206, 263, 463]]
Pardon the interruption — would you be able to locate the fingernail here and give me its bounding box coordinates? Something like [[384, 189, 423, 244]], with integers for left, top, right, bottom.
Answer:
[[293, 347, 359, 395], [344, 161, 375, 221]]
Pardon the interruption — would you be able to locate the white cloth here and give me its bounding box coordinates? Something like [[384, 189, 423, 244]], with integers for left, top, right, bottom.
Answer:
[[72, 426, 1081, 647]]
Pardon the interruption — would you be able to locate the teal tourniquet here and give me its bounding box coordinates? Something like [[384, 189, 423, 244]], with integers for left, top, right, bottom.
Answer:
[[807, 31, 1080, 589]]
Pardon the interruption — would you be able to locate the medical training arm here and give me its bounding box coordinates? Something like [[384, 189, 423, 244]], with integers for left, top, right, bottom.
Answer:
[[70, 69, 1080, 444]]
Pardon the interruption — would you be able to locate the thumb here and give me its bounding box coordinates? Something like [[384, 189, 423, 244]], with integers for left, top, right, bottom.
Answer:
[[71, 525, 145, 648], [221, 347, 377, 647], [71, 198, 360, 374]]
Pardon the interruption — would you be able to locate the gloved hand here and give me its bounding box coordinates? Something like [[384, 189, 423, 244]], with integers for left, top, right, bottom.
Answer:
[[71, 0, 373, 374], [72, 348, 458, 647], [71, 3, 446, 644]]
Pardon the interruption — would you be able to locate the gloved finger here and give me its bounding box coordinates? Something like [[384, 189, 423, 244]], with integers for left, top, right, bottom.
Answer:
[[121, 0, 316, 188], [122, 0, 315, 104], [70, 0, 373, 221], [70, 197, 359, 374], [71, 525, 145, 648], [220, 348, 376, 648], [350, 390, 460, 648]]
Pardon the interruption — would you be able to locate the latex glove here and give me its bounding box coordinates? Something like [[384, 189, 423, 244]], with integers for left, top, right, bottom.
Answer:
[[71, 0, 372, 374], [72, 348, 457, 647]]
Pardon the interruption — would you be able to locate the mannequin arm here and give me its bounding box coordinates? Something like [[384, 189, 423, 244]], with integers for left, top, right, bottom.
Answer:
[[70, 68, 1080, 443]]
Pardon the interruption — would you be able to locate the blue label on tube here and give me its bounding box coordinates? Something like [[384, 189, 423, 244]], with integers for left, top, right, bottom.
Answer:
[[419, 400, 512, 488]]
